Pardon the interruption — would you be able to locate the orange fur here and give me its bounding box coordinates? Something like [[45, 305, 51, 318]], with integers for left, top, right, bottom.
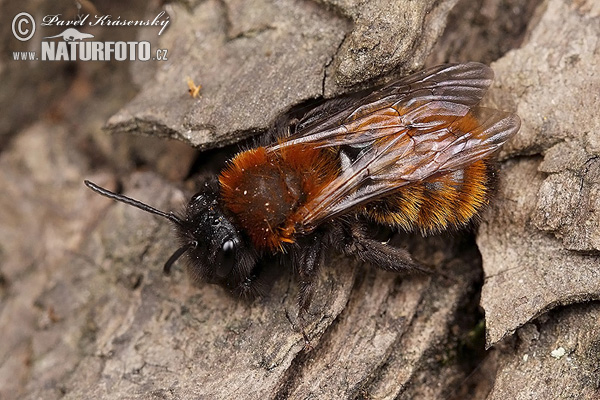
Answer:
[[364, 159, 491, 234], [221, 108, 500, 246], [363, 110, 492, 234], [219, 145, 338, 251]]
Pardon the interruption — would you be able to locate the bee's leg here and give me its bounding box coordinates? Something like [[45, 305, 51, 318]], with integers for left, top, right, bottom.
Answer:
[[289, 232, 325, 350], [295, 232, 325, 315], [335, 223, 431, 274]]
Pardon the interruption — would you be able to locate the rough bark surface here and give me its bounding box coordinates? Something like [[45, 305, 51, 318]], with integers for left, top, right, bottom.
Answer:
[[1, 0, 599, 399], [105, 0, 459, 149], [487, 303, 600, 400], [476, 0, 600, 347]]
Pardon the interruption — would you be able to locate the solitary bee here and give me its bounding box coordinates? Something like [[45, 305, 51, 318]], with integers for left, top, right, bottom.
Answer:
[[86, 62, 520, 311]]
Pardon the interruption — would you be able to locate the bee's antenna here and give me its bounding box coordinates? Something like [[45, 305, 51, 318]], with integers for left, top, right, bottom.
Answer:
[[84, 180, 183, 226], [163, 243, 195, 275]]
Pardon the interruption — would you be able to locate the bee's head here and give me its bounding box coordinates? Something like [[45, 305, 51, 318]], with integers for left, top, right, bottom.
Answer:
[[178, 180, 258, 289], [83, 179, 258, 295]]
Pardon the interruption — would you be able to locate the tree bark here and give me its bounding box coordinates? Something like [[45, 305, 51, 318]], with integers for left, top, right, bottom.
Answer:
[[1, 0, 599, 399]]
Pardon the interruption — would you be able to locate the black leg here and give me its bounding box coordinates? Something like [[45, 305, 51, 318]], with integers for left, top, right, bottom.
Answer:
[[292, 233, 326, 351], [335, 223, 431, 274], [293, 232, 324, 315]]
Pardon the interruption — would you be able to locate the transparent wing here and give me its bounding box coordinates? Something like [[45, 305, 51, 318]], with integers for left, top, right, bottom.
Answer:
[[296, 108, 520, 229], [269, 62, 497, 150], [266, 63, 520, 230]]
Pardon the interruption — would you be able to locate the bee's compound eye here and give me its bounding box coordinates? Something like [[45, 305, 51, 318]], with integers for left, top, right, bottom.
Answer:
[[223, 239, 235, 253], [215, 239, 236, 279]]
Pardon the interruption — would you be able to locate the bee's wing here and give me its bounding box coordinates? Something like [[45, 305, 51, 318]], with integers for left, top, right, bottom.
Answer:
[[296, 107, 520, 228], [267, 63, 520, 229], [270, 62, 497, 150]]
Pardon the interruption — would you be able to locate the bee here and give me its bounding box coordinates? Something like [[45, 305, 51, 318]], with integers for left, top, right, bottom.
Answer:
[[85, 62, 520, 312]]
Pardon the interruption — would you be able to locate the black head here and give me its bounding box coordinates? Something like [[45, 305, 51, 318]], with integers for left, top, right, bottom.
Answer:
[[83, 180, 258, 294], [176, 180, 258, 288]]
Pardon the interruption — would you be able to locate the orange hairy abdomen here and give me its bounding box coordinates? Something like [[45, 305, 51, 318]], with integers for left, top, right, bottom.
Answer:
[[364, 110, 494, 234], [219, 145, 338, 251], [363, 159, 492, 234]]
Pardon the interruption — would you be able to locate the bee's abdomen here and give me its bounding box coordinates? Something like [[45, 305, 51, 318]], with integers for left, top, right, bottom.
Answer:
[[364, 159, 492, 234]]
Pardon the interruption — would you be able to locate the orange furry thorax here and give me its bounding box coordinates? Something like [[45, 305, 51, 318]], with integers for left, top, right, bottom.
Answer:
[[219, 145, 338, 251]]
